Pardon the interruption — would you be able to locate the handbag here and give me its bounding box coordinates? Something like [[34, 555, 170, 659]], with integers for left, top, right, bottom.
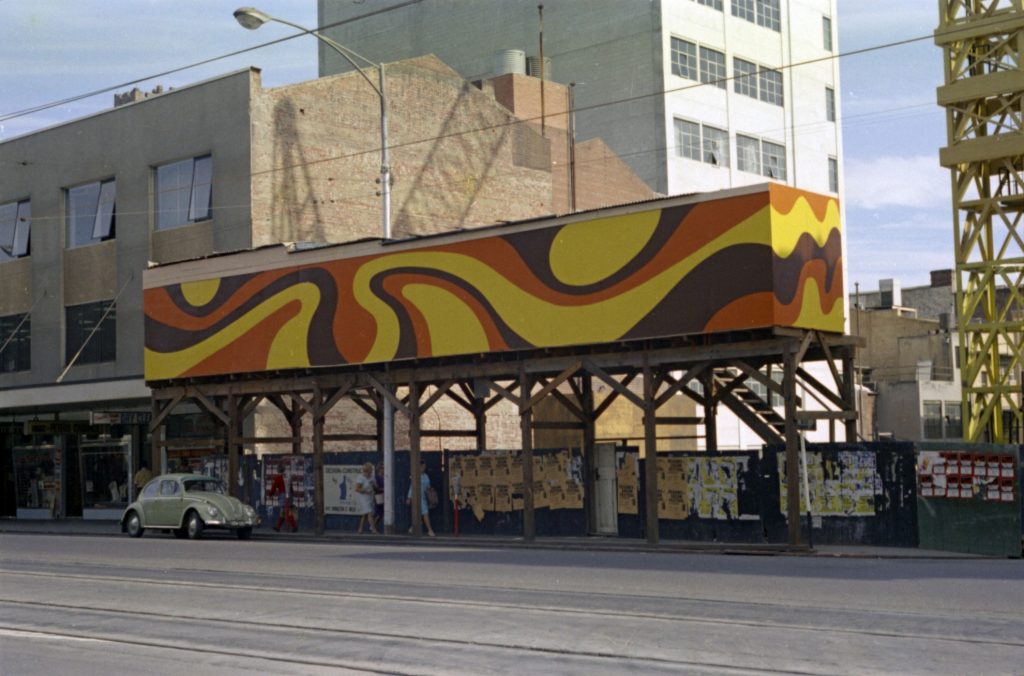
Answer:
[[374, 493, 384, 505]]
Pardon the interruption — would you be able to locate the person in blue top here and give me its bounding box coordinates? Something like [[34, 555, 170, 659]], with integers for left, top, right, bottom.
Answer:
[[406, 461, 436, 536]]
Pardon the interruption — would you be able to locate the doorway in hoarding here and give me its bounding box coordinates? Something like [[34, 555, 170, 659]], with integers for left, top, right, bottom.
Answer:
[[591, 443, 618, 535]]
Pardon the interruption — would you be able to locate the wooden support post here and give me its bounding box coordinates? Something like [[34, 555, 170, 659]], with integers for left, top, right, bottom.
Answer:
[[841, 350, 858, 441], [580, 375, 596, 534], [783, 344, 802, 546], [520, 369, 535, 542], [312, 382, 325, 536], [701, 371, 718, 454], [151, 397, 164, 474], [643, 360, 659, 545], [474, 382, 487, 453], [409, 381, 422, 536], [227, 394, 241, 499]]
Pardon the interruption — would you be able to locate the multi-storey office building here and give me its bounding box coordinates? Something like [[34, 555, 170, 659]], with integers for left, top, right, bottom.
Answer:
[[318, 0, 843, 199], [0, 56, 652, 519]]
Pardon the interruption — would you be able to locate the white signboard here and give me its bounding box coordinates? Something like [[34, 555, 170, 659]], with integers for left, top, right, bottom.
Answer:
[[324, 465, 364, 515]]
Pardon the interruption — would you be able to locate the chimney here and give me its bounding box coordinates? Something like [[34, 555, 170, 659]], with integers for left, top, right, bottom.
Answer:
[[930, 269, 953, 287]]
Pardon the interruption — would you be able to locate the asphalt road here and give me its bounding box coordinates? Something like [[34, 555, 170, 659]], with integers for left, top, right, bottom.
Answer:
[[0, 533, 1021, 675]]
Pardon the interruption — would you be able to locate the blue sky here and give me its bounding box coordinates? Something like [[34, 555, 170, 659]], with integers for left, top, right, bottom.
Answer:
[[0, 0, 951, 291]]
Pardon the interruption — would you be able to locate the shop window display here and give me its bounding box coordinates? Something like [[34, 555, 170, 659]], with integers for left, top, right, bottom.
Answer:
[[80, 439, 130, 510]]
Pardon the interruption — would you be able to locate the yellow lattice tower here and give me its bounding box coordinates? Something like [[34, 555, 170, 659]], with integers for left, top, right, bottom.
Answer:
[[936, 1, 1024, 442]]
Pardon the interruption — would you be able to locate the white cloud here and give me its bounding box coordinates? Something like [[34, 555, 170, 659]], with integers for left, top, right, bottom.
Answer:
[[844, 154, 949, 210]]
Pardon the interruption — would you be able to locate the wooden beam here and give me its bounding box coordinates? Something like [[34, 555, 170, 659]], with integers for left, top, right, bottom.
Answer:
[[643, 359, 659, 545], [551, 389, 584, 421], [796, 367, 847, 410], [312, 383, 325, 535], [149, 393, 183, 433], [520, 369, 535, 541], [366, 374, 410, 417], [593, 371, 636, 419], [584, 359, 645, 409], [716, 389, 784, 446], [783, 347, 801, 547], [421, 379, 456, 413], [655, 361, 709, 408], [289, 392, 317, 417], [409, 381, 423, 536], [190, 388, 229, 426], [421, 429, 478, 437], [526, 361, 582, 411]]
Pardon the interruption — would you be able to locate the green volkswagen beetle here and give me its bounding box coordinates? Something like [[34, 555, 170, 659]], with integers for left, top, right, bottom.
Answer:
[[121, 474, 259, 540]]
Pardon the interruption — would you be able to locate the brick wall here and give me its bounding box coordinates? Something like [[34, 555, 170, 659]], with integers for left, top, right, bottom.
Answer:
[[249, 55, 555, 245]]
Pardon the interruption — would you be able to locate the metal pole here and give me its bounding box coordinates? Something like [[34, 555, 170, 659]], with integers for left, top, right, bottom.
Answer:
[[383, 389, 395, 534], [538, 3, 545, 136], [379, 65, 391, 240], [799, 431, 813, 549]]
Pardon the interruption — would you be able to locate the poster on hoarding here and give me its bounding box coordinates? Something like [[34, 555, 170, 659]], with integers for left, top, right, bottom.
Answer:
[[323, 465, 365, 515]]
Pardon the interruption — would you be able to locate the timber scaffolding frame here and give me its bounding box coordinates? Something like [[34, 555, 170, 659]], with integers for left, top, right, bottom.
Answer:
[[148, 327, 860, 546]]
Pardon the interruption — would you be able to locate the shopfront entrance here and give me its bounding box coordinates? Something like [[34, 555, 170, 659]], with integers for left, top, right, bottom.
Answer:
[[79, 436, 131, 520]]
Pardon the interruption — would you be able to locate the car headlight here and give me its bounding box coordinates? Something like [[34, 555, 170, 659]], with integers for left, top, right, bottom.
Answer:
[[243, 505, 256, 519], [204, 504, 222, 518]]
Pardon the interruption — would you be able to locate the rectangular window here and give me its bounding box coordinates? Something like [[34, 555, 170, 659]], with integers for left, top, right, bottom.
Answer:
[[155, 155, 212, 230], [670, 38, 698, 80], [695, 0, 723, 9], [922, 401, 943, 440], [823, 16, 833, 51], [734, 58, 758, 98], [825, 87, 836, 122], [732, 0, 755, 22], [674, 118, 701, 160], [67, 179, 116, 248], [758, 68, 784, 106], [0, 313, 30, 373], [736, 135, 760, 174], [65, 300, 116, 366], [756, 0, 781, 31], [944, 402, 962, 440], [702, 125, 729, 167], [828, 157, 839, 193], [700, 46, 727, 89], [762, 140, 786, 180], [0, 200, 31, 262]]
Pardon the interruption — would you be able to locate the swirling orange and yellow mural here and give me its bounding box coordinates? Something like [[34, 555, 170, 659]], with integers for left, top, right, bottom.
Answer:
[[144, 185, 843, 381]]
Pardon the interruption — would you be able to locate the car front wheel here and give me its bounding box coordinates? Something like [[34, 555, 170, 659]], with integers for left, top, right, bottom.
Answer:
[[236, 526, 253, 540], [126, 511, 145, 538], [185, 511, 204, 540]]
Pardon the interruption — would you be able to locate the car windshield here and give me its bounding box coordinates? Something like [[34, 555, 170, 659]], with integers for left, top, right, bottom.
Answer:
[[183, 479, 226, 495]]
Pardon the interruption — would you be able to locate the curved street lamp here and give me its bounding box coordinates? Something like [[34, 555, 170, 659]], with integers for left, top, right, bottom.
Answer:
[[234, 7, 396, 536], [233, 7, 391, 239]]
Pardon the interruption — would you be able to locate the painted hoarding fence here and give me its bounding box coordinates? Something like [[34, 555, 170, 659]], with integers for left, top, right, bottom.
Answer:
[[916, 445, 1020, 557], [144, 185, 842, 380]]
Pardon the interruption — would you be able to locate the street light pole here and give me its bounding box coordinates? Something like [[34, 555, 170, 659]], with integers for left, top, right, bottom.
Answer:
[[233, 7, 391, 239], [234, 7, 395, 534]]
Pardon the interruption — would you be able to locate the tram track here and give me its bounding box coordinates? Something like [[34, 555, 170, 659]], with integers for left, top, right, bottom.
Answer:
[[1, 567, 1021, 652]]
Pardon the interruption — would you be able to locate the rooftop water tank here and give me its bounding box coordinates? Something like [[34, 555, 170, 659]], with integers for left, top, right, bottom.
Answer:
[[494, 49, 526, 76], [527, 55, 552, 80]]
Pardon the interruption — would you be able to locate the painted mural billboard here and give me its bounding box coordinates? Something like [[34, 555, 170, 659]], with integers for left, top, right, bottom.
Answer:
[[143, 184, 842, 381]]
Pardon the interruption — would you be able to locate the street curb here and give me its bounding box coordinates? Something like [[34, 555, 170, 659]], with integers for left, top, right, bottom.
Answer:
[[1, 522, 999, 558]]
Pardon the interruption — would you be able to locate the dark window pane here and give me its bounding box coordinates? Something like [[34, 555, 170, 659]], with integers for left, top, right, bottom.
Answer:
[[189, 155, 212, 222], [65, 300, 116, 366], [68, 182, 101, 248], [0, 314, 30, 372], [93, 180, 116, 240]]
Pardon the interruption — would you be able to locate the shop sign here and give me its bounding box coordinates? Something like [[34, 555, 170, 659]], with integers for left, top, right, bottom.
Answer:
[[23, 421, 90, 435], [0, 423, 23, 434], [89, 411, 153, 426]]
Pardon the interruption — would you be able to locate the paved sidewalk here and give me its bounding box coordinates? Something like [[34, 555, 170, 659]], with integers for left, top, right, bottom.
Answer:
[[0, 517, 989, 558]]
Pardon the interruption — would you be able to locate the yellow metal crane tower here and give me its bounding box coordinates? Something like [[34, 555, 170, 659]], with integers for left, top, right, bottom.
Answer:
[[936, 1, 1024, 443]]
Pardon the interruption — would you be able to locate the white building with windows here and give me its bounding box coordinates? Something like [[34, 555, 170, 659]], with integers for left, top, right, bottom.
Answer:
[[318, 0, 843, 200]]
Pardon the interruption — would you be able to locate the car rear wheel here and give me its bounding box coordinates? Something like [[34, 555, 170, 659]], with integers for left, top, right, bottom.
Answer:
[[126, 511, 144, 538], [185, 511, 204, 540], [236, 526, 253, 540]]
